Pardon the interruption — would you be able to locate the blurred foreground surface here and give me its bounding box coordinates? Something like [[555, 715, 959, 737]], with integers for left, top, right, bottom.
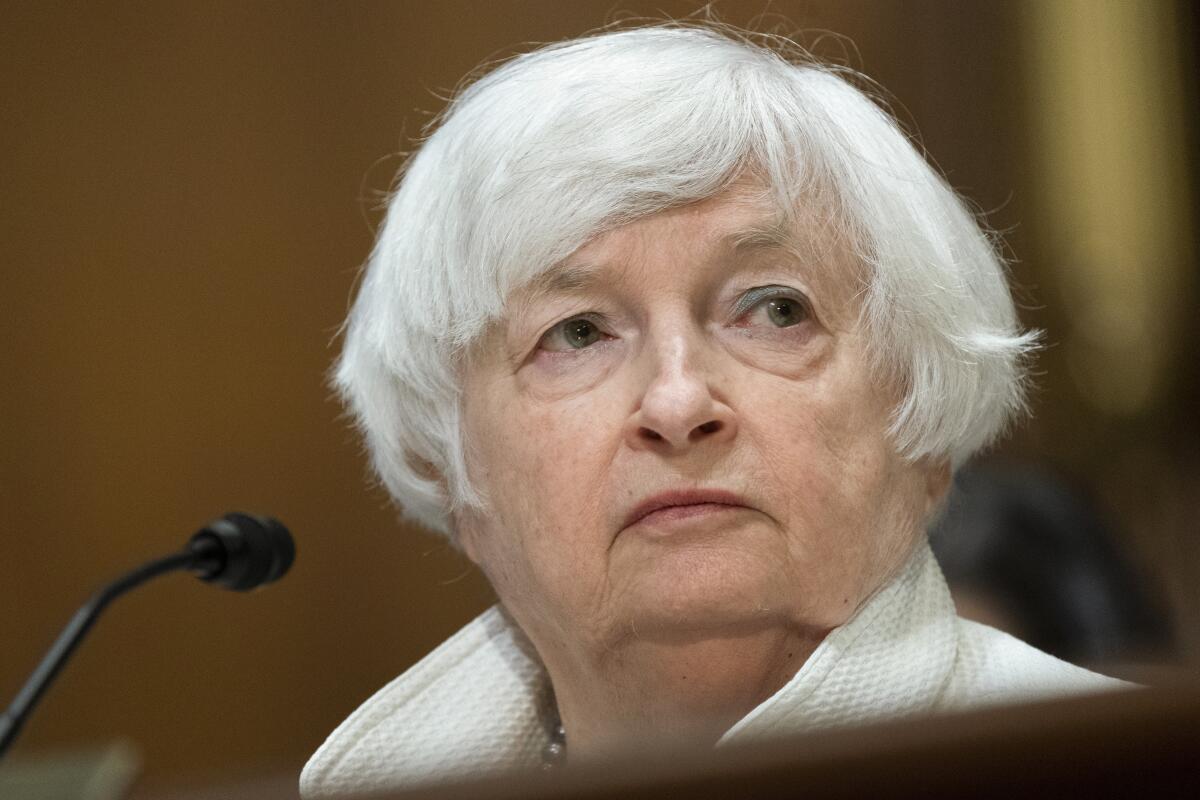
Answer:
[[4, 686, 1193, 799]]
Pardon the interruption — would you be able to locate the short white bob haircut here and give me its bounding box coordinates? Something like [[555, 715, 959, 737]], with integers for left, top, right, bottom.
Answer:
[[334, 23, 1038, 540]]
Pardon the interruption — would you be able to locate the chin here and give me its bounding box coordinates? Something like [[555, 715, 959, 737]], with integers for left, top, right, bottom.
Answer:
[[611, 549, 795, 643]]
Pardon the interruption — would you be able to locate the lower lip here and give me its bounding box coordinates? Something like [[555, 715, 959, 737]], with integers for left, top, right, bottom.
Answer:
[[633, 503, 745, 528]]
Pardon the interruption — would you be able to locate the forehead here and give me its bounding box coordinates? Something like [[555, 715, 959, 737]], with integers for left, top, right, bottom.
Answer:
[[515, 185, 863, 308]]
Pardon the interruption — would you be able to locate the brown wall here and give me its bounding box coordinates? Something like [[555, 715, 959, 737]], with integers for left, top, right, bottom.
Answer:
[[2, 1, 1195, 793]]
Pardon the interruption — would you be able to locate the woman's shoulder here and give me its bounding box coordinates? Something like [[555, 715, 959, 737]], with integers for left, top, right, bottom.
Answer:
[[938, 617, 1133, 711]]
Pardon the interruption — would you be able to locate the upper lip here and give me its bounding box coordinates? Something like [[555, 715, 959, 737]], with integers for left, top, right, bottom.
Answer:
[[622, 488, 752, 530]]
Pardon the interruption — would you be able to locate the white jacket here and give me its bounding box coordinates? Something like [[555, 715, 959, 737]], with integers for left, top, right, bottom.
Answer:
[[300, 542, 1125, 797]]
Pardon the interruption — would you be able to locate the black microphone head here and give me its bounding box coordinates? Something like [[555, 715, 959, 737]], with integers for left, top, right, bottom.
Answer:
[[188, 513, 294, 591]]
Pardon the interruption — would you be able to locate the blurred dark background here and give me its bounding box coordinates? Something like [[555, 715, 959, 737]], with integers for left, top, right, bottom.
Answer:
[[1, 1, 1196, 795]]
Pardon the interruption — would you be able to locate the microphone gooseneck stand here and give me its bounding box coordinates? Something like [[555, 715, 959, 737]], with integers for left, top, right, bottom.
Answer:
[[0, 512, 293, 759]]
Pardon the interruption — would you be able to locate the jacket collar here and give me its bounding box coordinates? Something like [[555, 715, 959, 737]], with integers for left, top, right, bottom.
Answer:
[[300, 541, 956, 796], [722, 539, 958, 742]]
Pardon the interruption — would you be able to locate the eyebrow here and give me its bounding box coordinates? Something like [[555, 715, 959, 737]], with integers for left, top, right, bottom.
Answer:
[[726, 222, 802, 257], [520, 262, 604, 300]]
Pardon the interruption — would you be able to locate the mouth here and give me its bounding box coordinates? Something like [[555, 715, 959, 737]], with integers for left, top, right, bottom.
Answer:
[[623, 489, 752, 531]]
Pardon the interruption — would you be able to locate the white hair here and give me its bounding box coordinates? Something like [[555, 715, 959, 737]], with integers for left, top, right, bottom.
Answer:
[[333, 23, 1039, 540]]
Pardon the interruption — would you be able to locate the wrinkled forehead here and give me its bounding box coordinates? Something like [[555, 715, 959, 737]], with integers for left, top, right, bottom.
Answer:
[[509, 182, 867, 319]]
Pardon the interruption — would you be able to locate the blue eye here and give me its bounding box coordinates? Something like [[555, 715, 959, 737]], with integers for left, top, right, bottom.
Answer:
[[540, 316, 605, 352]]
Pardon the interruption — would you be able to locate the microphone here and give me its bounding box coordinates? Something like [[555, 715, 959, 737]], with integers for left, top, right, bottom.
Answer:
[[0, 513, 294, 759], [189, 513, 295, 591]]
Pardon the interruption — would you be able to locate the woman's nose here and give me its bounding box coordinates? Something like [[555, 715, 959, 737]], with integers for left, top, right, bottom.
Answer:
[[626, 333, 736, 453]]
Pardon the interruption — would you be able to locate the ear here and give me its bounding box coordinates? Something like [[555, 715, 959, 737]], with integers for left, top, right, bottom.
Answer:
[[407, 453, 446, 485], [406, 453, 479, 560], [448, 506, 483, 565], [922, 458, 953, 519]]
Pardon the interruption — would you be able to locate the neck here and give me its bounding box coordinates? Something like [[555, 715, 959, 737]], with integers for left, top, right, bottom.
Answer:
[[547, 624, 823, 761]]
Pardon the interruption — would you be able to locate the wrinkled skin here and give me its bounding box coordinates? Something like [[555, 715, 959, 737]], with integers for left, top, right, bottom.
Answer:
[[455, 184, 950, 757]]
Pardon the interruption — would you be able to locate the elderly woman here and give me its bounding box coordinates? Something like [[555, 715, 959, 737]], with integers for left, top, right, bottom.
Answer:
[[301, 24, 1123, 796]]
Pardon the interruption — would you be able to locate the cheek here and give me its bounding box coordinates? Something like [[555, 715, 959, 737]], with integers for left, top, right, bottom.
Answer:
[[738, 365, 920, 609], [464, 388, 621, 599], [491, 397, 614, 505], [747, 376, 893, 518]]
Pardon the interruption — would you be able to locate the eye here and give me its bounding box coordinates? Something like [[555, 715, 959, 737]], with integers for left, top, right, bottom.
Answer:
[[734, 286, 812, 329], [538, 315, 608, 352], [761, 297, 806, 328]]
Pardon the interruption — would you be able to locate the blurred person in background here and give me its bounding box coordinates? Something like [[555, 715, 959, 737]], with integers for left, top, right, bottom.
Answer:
[[932, 461, 1174, 672], [301, 23, 1130, 797]]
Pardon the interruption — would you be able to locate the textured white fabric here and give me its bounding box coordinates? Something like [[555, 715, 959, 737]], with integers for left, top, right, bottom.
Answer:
[[300, 542, 1127, 797]]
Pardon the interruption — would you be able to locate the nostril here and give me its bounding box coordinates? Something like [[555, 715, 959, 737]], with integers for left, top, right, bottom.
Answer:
[[640, 428, 664, 441], [697, 420, 722, 435]]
